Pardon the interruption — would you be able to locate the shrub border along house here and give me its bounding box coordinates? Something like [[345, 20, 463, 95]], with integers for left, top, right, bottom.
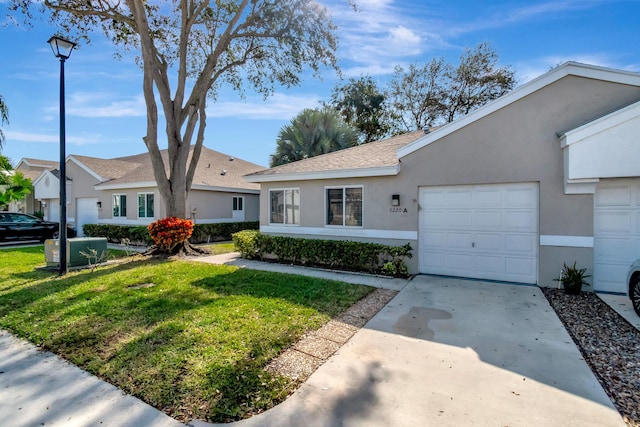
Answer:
[[232, 230, 413, 277], [84, 221, 259, 246]]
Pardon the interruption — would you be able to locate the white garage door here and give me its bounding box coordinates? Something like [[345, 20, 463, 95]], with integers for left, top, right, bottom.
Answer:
[[594, 180, 640, 294], [419, 183, 539, 284], [76, 198, 99, 237]]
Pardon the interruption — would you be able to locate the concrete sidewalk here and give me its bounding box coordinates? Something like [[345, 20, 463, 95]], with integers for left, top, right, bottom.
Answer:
[[189, 275, 623, 427]]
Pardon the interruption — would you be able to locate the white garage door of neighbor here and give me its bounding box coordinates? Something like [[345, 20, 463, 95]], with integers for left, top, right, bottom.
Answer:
[[419, 183, 539, 284], [76, 198, 99, 237], [594, 180, 640, 294]]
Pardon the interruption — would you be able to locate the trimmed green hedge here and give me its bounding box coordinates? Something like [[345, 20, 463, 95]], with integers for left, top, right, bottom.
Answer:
[[84, 221, 259, 245], [232, 230, 413, 277]]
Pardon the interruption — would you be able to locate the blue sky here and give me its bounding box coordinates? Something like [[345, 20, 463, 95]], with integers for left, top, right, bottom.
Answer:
[[0, 0, 639, 168]]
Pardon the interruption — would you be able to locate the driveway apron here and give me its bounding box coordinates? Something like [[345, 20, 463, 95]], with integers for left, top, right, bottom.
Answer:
[[197, 275, 624, 427]]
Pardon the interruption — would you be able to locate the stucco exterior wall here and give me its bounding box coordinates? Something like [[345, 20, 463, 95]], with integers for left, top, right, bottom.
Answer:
[[257, 75, 640, 285], [187, 190, 259, 223]]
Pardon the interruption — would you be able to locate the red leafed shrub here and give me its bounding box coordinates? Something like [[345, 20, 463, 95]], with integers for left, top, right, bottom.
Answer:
[[148, 217, 194, 252]]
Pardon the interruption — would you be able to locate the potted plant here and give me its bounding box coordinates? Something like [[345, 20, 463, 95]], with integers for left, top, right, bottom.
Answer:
[[556, 262, 590, 295]]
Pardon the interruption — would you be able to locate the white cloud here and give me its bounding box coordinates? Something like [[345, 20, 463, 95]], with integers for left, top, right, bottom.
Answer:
[[5, 130, 102, 146], [44, 92, 147, 118], [206, 93, 321, 120]]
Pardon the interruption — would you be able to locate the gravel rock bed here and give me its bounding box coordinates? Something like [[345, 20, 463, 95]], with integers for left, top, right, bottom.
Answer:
[[542, 289, 640, 426]]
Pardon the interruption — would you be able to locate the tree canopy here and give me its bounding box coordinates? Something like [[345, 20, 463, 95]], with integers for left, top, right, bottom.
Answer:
[[0, 95, 8, 149], [328, 76, 389, 144], [0, 155, 32, 210], [10, 0, 339, 218], [385, 42, 516, 133], [270, 108, 358, 167]]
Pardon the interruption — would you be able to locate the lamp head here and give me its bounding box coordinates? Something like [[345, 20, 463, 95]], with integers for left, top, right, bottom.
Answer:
[[48, 36, 77, 60]]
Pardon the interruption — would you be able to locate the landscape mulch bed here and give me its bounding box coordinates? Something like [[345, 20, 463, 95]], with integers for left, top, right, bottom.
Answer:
[[542, 289, 640, 427]]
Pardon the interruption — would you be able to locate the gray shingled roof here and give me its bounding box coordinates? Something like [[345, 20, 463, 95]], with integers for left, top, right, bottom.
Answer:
[[90, 146, 263, 191], [71, 155, 141, 181], [245, 131, 426, 178], [21, 158, 59, 169]]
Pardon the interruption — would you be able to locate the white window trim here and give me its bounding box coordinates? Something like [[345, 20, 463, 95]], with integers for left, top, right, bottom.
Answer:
[[232, 196, 245, 211], [268, 187, 300, 226], [137, 192, 155, 219], [112, 193, 127, 218], [324, 185, 364, 228]]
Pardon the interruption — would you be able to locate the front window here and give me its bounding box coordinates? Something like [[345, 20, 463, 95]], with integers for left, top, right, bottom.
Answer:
[[233, 196, 244, 211], [113, 194, 127, 217], [326, 187, 362, 227], [138, 193, 154, 218], [269, 188, 299, 225]]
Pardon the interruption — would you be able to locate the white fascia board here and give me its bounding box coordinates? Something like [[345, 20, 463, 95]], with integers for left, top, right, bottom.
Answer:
[[190, 184, 260, 194], [67, 156, 105, 182], [540, 235, 594, 248], [244, 165, 400, 183], [397, 62, 640, 159], [260, 225, 418, 240], [560, 100, 640, 147], [94, 181, 157, 190]]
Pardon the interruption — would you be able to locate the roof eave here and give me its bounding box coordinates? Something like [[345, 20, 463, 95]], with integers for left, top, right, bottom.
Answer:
[[244, 164, 401, 183]]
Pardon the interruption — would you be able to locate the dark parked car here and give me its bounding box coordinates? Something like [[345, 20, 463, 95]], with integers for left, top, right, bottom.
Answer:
[[626, 260, 640, 317], [0, 212, 76, 243]]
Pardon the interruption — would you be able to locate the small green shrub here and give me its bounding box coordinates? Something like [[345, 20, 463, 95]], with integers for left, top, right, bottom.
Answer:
[[555, 261, 590, 295], [84, 221, 259, 246], [232, 231, 413, 277]]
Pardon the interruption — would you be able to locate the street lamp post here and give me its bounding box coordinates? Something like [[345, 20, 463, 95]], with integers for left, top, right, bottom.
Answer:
[[48, 35, 77, 276]]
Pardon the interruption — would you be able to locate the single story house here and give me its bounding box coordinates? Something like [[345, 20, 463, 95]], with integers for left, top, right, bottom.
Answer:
[[32, 146, 263, 235], [245, 62, 640, 294], [6, 158, 59, 214]]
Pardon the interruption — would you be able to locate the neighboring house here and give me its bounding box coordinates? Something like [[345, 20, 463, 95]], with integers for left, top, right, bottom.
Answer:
[[245, 62, 640, 294], [32, 146, 262, 236], [7, 158, 59, 214]]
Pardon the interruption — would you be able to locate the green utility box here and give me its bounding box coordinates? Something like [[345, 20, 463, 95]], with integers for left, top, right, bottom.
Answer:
[[45, 237, 108, 268]]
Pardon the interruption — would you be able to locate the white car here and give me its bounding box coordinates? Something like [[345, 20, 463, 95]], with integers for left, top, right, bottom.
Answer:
[[626, 260, 640, 316]]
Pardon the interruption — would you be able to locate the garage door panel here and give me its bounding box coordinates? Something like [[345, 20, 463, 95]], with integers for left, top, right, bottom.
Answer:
[[422, 211, 446, 228], [596, 212, 631, 233], [595, 186, 632, 206], [505, 187, 537, 207], [447, 253, 475, 270], [505, 234, 536, 252], [422, 231, 446, 248], [473, 211, 502, 228], [447, 190, 473, 207], [504, 211, 537, 230], [422, 190, 446, 207], [595, 238, 634, 260], [422, 251, 445, 268], [419, 183, 538, 284], [475, 188, 502, 206], [506, 258, 536, 276], [475, 255, 504, 273], [447, 232, 473, 249], [475, 233, 503, 251], [448, 211, 473, 228]]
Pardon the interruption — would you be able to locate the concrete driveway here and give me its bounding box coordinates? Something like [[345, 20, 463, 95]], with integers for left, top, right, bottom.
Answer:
[[195, 275, 624, 427]]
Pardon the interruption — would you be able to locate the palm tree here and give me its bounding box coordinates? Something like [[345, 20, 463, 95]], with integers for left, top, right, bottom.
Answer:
[[270, 108, 358, 167], [0, 95, 8, 149]]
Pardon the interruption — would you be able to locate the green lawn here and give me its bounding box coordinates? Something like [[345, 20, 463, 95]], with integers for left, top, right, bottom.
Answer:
[[0, 246, 372, 422]]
